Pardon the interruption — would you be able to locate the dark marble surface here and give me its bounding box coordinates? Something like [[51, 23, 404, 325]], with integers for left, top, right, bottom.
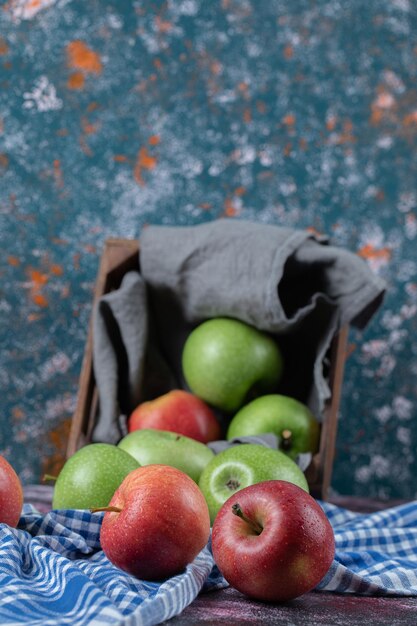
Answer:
[[1, 1, 417, 501], [162, 587, 417, 626]]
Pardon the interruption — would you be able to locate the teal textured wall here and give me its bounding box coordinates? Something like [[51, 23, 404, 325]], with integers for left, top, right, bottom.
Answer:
[[1, 0, 416, 500]]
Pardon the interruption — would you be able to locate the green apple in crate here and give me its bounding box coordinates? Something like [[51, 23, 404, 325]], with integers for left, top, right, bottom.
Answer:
[[227, 394, 320, 460], [182, 317, 283, 412], [198, 443, 309, 523], [52, 443, 139, 510], [118, 429, 215, 483]]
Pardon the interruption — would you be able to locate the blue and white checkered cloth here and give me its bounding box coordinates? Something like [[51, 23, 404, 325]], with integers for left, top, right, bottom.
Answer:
[[0, 500, 416, 625]]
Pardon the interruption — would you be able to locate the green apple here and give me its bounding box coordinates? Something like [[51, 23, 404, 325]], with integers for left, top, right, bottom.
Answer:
[[182, 318, 283, 412], [227, 394, 320, 460], [52, 443, 139, 510], [117, 429, 215, 483], [198, 443, 309, 523]]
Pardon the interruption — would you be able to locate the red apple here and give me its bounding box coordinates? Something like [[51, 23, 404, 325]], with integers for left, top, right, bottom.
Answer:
[[128, 390, 221, 443], [0, 455, 23, 527], [96, 464, 211, 580], [211, 480, 335, 602]]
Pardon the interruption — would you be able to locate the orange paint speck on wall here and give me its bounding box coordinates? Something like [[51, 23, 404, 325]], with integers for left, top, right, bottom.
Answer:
[[133, 147, 158, 185], [29, 270, 48, 287], [67, 72, 85, 90], [50, 264, 64, 276], [32, 293, 49, 308], [66, 41, 102, 74], [223, 197, 239, 217], [357, 244, 391, 262], [0, 38, 9, 56]]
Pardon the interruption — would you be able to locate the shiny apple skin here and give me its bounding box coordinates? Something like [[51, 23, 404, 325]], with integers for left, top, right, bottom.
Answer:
[[99, 464, 211, 581], [211, 480, 335, 602], [0, 455, 23, 527], [128, 390, 221, 443]]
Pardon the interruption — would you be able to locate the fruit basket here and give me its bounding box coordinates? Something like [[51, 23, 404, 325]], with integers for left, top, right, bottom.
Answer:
[[67, 238, 349, 500]]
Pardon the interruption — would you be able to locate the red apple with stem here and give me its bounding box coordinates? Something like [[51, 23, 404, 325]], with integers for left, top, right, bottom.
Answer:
[[0, 455, 23, 527], [128, 390, 221, 443], [94, 464, 211, 580], [212, 480, 335, 602]]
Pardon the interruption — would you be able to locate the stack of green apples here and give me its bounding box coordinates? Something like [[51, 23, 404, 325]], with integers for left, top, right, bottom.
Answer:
[[181, 317, 320, 523]]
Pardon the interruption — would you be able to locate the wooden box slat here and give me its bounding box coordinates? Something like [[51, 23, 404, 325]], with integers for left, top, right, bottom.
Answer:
[[67, 238, 349, 500]]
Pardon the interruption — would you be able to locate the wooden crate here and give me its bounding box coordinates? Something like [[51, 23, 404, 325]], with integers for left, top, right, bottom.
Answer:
[[67, 238, 349, 500]]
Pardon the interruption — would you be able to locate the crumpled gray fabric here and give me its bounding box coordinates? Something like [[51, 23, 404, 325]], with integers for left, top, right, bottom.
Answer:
[[207, 433, 281, 455], [91, 272, 148, 443], [207, 434, 313, 472], [91, 271, 177, 443], [91, 219, 386, 444]]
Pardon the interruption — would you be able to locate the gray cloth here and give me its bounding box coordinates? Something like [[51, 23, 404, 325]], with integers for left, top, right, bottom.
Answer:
[[208, 434, 313, 473], [92, 272, 148, 443], [91, 271, 177, 443], [91, 219, 386, 443]]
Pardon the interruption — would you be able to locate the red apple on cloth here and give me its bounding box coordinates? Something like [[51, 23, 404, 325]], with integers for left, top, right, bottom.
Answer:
[[128, 390, 221, 443], [0, 455, 23, 527], [212, 480, 335, 602], [95, 464, 211, 580]]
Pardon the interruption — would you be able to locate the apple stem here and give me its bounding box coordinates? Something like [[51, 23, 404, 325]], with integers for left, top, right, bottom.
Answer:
[[231, 503, 263, 535], [90, 506, 123, 514], [42, 474, 57, 483], [280, 429, 293, 451]]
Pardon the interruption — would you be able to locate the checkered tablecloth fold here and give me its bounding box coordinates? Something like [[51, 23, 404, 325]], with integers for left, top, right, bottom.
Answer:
[[0, 500, 416, 625], [317, 501, 417, 596]]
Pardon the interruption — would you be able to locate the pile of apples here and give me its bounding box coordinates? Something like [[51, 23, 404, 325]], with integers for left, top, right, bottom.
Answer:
[[3, 317, 335, 603]]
